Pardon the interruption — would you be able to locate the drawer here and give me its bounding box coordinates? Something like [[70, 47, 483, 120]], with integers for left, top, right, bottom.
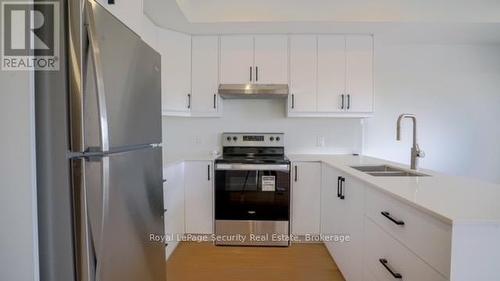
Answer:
[[365, 188, 451, 278], [365, 217, 448, 281]]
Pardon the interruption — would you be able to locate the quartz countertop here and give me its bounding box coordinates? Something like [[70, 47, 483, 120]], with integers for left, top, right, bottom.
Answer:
[[288, 154, 500, 225]]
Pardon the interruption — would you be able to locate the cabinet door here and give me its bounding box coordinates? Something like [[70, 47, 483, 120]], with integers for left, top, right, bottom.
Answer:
[[191, 36, 219, 115], [164, 162, 185, 260], [220, 36, 254, 84], [158, 29, 191, 113], [254, 35, 288, 84], [317, 35, 346, 112], [292, 162, 321, 236], [95, 0, 142, 35], [289, 35, 317, 112], [346, 35, 373, 113], [321, 164, 338, 254], [335, 173, 365, 281], [184, 161, 213, 234]]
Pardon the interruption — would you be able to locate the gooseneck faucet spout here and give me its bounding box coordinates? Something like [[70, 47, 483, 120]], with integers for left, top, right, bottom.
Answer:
[[396, 114, 425, 170]]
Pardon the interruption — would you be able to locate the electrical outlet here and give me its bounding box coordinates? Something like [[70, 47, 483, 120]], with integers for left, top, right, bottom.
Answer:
[[316, 136, 326, 147], [195, 136, 202, 144]]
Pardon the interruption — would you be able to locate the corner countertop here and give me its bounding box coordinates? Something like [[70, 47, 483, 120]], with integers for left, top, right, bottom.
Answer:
[[288, 154, 500, 225]]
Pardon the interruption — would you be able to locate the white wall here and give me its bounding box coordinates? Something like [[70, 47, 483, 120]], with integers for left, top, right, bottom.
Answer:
[[0, 70, 39, 280], [364, 43, 500, 184], [163, 99, 363, 161]]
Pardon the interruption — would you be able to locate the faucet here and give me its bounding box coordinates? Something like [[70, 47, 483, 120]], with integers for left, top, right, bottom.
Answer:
[[396, 114, 425, 170]]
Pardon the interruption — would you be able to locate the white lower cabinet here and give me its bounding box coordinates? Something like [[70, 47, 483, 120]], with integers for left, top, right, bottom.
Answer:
[[164, 162, 185, 260], [291, 162, 321, 236], [184, 161, 214, 234], [321, 164, 364, 281], [364, 217, 447, 281]]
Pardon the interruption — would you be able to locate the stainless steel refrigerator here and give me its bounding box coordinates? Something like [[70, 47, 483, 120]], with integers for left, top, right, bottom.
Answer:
[[35, 1, 165, 281]]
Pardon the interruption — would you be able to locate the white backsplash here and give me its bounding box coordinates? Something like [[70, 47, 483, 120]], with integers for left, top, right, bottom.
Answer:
[[162, 99, 363, 163]]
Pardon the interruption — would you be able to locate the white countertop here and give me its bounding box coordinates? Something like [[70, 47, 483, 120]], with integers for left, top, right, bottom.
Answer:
[[288, 154, 500, 225]]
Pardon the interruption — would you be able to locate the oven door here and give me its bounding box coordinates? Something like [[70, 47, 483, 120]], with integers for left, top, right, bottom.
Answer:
[[215, 163, 290, 221]]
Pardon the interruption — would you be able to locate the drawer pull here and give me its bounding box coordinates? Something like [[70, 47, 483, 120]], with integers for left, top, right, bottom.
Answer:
[[381, 211, 405, 226], [379, 258, 402, 279]]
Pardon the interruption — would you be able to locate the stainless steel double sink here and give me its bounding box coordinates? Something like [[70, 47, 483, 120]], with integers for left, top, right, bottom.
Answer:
[[350, 165, 429, 177]]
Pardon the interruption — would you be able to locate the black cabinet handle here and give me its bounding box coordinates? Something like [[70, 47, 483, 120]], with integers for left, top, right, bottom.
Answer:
[[337, 176, 342, 198], [340, 177, 345, 200], [341, 94, 345, 109], [208, 164, 211, 181], [291, 94, 295, 109], [379, 259, 402, 279], [213, 94, 217, 109], [187, 93, 191, 109], [347, 94, 351, 110], [256, 66, 258, 81], [294, 165, 298, 182], [381, 211, 405, 226], [250, 66, 252, 81]]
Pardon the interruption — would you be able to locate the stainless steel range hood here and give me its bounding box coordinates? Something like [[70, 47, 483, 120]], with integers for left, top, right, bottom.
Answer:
[[218, 84, 289, 99]]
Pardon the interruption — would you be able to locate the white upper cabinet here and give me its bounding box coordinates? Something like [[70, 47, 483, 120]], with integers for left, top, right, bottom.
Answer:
[[289, 35, 317, 113], [346, 35, 373, 113], [317, 35, 346, 112], [191, 36, 220, 116], [95, 0, 142, 35], [220, 36, 254, 84], [220, 35, 288, 84], [253, 35, 288, 84], [158, 29, 191, 114], [291, 162, 321, 235]]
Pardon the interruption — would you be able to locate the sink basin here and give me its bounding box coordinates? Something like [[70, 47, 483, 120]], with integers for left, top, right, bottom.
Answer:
[[351, 165, 403, 172], [367, 171, 429, 177], [351, 165, 429, 177]]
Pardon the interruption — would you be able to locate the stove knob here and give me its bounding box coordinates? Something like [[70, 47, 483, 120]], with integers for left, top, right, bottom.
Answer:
[[270, 137, 275, 141], [276, 136, 280, 141], [226, 136, 231, 141], [233, 136, 238, 141]]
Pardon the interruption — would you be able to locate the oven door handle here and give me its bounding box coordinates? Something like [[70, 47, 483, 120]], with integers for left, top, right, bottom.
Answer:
[[215, 163, 290, 171]]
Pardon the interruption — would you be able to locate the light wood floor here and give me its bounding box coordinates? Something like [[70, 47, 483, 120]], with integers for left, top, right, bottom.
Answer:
[[166, 242, 345, 281]]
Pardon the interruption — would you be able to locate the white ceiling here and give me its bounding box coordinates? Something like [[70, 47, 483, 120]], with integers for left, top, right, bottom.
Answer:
[[144, 0, 500, 43], [174, 0, 500, 23]]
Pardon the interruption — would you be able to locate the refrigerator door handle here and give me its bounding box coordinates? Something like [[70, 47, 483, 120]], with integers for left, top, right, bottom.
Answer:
[[85, 4, 112, 281], [86, 1, 110, 152]]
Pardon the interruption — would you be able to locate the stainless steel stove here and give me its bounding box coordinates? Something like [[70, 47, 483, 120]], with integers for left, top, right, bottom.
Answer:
[[214, 133, 291, 246]]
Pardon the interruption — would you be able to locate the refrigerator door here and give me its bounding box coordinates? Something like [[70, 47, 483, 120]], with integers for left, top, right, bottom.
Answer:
[[84, 0, 161, 152], [85, 147, 165, 281]]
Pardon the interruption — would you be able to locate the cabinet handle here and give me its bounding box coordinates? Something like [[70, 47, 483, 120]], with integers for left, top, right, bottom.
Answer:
[[347, 94, 351, 110], [341, 94, 345, 109], [337, 176, 342, 198], [256, 66, 258, 81], [291, 94, 295, 109], [379, 259, 402, 279], [213, 94, 217, 109], [208, 164, 211, 181], [381, 211, 405, 226], [250, 66, 252, 81], [294, 165, 298, 182], [187, 93, 191, 109], [340, 177, 345, 200]]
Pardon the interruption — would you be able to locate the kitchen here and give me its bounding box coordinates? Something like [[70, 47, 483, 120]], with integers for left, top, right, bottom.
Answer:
[[1, 1, 500, 281]]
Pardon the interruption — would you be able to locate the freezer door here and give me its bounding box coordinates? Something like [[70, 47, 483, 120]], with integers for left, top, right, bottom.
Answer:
[[84, 0, 161, 151], [85, 147, 165, 281]]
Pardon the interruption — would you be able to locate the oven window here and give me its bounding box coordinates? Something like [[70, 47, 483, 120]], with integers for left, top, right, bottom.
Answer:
[[215, 169, 290, 221]]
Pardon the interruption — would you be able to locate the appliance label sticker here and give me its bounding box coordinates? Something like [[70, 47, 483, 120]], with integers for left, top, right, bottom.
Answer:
[[262, 176, 276, 191]]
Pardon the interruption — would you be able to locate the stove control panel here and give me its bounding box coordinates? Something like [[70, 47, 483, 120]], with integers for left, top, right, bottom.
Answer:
[[222, 133, 284, 147]]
